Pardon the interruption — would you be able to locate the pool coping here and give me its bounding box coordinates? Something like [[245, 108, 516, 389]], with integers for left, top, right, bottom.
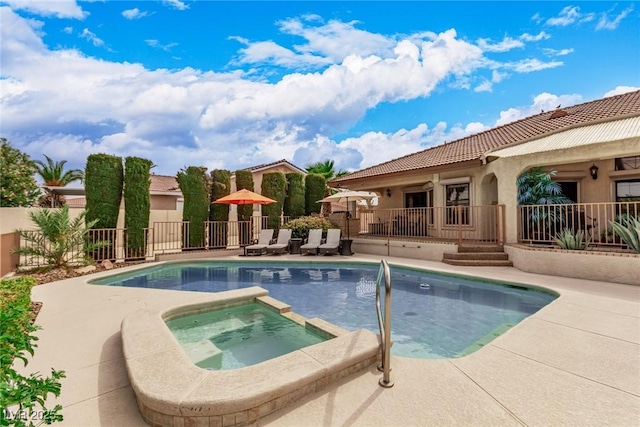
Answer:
[[121, 287, 380, 427]]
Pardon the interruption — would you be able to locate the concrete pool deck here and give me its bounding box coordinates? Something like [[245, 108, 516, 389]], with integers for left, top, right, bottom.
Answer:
[[23, 254, 639, 426]]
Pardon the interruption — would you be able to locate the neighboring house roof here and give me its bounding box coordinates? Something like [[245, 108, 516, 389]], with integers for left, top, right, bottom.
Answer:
[[234, 159, 307, 175], [150, 174, 180, 193], [333, 90, 640, 184]]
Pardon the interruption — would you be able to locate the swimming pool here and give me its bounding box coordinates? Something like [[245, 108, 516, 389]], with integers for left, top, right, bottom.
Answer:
[[95, 261, 556, 358]]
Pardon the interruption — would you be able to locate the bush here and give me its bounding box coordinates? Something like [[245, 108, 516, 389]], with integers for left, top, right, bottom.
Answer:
[[554, 228, 589, 250], [85, 154, 123, 229], [609, 216, 640, 253], [235, 170, 254, 221], [0, 138, 40, 207], [284, 173, 305, 219], [210, 169, 231, 221], [305, 173, 325, 215], [177, 167, 209, 248], [1, 277, 65, 426], [124, 157, 152, 257], [282, 216, 339, 241], [261, 172, 287, 230]]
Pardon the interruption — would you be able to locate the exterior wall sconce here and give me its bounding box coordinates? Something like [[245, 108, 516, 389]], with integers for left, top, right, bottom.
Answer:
[[589, 164, 599, 180], [386, 188, 392, 197]]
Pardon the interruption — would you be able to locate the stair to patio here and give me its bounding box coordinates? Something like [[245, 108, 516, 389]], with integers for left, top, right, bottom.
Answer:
[[442, 244, 513, 267]]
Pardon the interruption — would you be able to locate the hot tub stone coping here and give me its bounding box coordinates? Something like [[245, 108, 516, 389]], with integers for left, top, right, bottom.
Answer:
[[121, 288, 381, 426]]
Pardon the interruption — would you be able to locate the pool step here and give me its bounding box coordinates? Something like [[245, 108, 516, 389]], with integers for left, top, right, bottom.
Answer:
[[442, 245, 513, 267]]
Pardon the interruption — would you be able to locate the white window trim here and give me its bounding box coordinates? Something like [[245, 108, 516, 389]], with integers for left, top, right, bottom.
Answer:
[[438, 176, 471, 185]]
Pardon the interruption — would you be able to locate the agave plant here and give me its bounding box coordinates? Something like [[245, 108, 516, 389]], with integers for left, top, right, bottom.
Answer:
[[554, 228, 589, 250], [13, 206, 108, 269], [609, 217, 640, 253]]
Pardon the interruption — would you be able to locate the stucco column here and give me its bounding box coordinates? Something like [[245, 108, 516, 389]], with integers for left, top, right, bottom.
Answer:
[[495, 167, 520, 244]]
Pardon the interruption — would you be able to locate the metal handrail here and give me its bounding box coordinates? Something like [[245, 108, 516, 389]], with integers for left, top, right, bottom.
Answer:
[[375, 259, 394, 388]]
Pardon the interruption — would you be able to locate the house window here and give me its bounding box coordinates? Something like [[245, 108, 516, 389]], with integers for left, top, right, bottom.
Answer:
[[558, 181, 578, 203], [405, 191, 427, 208], [616, 179, 640, 217], [445, 183, 470, 225], [615, 156, 640, 171]]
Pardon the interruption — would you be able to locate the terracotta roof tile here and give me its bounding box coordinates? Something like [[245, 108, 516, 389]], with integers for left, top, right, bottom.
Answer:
[[150, 174, 180, 192], [333, 90, 640, 183]]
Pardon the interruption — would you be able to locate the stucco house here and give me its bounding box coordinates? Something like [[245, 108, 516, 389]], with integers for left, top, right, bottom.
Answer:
[[331, 90, 640, 282]]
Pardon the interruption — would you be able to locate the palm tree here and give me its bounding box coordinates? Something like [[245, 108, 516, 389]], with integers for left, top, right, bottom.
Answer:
[[305, 160, 349, 215], [34, 155, 84, 207]]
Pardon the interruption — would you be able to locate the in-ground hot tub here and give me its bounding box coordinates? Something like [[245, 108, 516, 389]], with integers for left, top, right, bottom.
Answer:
[[121, 287, 380, 427]]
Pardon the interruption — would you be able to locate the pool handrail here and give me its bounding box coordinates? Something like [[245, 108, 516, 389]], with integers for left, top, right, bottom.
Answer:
[[375, 259, 394, 388]]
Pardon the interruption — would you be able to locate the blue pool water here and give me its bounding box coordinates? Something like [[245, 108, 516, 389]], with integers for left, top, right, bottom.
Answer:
[[93, 261, 556, 358]]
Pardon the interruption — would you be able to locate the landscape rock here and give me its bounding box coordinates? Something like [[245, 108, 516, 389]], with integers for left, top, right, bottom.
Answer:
[[74, 265, 97, 274], [101, 260, 114, 270]]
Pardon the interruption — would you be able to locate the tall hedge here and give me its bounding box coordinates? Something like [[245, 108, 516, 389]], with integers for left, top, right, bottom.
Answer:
[[261, 172, 287, 230], [235, 169, 254, 221], [177, 166, 209, 248], [284, 173, 305, 219], [210, 169, 231, 221], [85, 153, 123, 229], [124, 157, 152, 255], [305, 173, 325, 215]]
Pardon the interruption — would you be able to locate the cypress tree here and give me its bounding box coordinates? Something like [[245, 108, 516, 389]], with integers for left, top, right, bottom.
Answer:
[[124, 157, 152, 257], [235, 169, 254, 221], [305, 173, 325, 215], [85, 153, 123, 229], [176, 166, 209, 248], [210, 169, 231, 221], [261, 172, 287, 230], [284, 173, 305, 219]]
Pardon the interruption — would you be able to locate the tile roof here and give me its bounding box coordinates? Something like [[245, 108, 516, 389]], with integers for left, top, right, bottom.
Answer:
[[241, 159, 307, 174], [332, 90, 640, 183], [150, 174, 180, 192]]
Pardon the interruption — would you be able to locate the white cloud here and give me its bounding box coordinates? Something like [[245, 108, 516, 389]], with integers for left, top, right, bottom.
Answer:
[[80, 28, 104, 47], [603, 86, 640, 98], [146, 39, 178, 52], [63, 26, 73, 34], [503, 58, 563, 73], [596, 6, 634, 30], [163, 0, 188, 11], [519, 31, 550, 42], [474, 80, 492, 92], [546, 6, 595, 27], [495, 92, 583, 126], [1, 0, 86, 19], [477, 36, 523, 53], [531, 12, 543, 24], [491, 70, 508, 83], [542, 47, 574, 57], [122, 8, 150, 20], [231, 39, 331, 69]]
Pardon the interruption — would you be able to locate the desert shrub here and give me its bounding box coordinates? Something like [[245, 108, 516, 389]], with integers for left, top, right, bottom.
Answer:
[[282, 216, 339, 240], [124, 157, 152, 257], [609, 217, 640, 253], [305, 173, 325, 215], [13, 206, 108, 270], [284, 173, 305, 219], [235, 169, 254, 221], [210, 169, 231, 221], [0, 277, 65, 426], [177, 167, 209, 248], [554, 228, 589, 250], [261, 172, 287, 230], [84, 153, 123, 229]]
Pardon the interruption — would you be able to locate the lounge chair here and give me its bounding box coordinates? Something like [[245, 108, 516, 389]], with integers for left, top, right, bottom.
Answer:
[[266, 229, 293, 255], [245, 229, 274, 256], [318, 229, 341, 255], [300, 229, 323, 255]]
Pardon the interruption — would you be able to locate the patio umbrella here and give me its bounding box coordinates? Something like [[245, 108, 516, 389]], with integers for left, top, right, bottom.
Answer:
[[318, 190, 377, 238], [213, 188, 276, 205]]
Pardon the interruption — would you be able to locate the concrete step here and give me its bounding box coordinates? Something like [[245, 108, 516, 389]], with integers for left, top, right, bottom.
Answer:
[[457, 244, 504, 253], [443, 252, 510, 261], [442, 259, 514, 267]]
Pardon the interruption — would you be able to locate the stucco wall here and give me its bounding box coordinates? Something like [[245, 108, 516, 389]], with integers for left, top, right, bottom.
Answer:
[[505, 245, 640, 286], [150, 195, 179, 210], [352, 238, 456, 261]]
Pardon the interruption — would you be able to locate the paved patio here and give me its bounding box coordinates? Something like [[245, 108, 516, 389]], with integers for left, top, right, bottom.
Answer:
[[23, 254, 640, 426]]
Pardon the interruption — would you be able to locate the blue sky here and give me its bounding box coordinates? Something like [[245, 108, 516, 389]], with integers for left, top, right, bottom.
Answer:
[[1, 1, 638, 177]]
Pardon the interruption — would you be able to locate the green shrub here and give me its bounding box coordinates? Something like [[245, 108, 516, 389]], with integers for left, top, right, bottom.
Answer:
[[85, 154, 123, 229], [282, 216, 339, 240], [235, 169, 254, 221], [210, 169, 231, 221], [305, 173, 325, 215], [0, 138, 40, 208], [261, 172, 287, 230], [609, 217, 640, 253], [554, 228, 589, 250], [284, 173, 305, 219], [124, 157, 152, 257], [1, 277, 65, 426], [13, 206, 108, 269], [177, 167, 209, 248]]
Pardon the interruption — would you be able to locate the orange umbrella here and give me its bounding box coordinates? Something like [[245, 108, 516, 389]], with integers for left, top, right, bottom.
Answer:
[[213, 188, 276, 205]]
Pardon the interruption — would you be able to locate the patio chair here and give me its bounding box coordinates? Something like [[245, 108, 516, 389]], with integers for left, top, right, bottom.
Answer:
[[266, 229, 293, 255], [300, 229, 323, 255], [245, 229, 274, 256], [318, 229, 342, 255]]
